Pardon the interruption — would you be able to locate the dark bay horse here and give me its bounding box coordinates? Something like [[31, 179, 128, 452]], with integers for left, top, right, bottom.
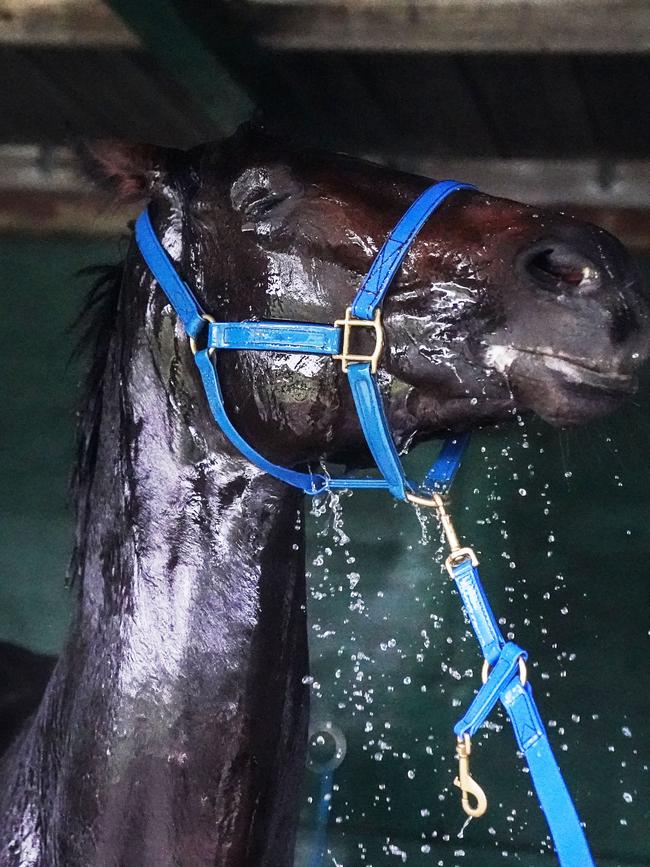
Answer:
[[1, 127, 648, 866]]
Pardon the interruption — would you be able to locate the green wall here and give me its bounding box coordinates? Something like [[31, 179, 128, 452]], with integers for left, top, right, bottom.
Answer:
[[0, 236, 122, 653], [1, 236, 649, 865]]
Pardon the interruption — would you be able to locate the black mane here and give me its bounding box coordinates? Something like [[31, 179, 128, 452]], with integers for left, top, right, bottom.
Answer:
[[69, 260, 124, 585]]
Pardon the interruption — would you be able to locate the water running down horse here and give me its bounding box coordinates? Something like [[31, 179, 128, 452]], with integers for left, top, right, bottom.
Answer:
[[1, 126, 648, 866]]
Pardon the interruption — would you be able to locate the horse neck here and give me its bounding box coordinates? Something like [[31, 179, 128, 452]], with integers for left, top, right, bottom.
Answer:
[[76, 317, 305, 636], [77, 318, 306, 656], [3, 270, 310, 866]]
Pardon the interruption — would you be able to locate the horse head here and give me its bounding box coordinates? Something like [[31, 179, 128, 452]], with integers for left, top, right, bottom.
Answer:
[[89, 127, 650, 471]]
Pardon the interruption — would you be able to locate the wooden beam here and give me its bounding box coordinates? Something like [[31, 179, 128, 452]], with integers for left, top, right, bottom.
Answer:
[[1, 146, 649, 250], [106, 0, 253, 135], [569, 208, 650, 253], [366, 156, 650, 210], [0, 0, 139, 47], [246, 0, 650, 53], [0, 189, 135, 235], [0, 145, 85, 193], [0, 145, 135, 235]]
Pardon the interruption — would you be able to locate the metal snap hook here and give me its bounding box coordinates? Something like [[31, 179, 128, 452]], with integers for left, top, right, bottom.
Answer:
[[453, 734, 488, 819], [406, 491, 478, 576]]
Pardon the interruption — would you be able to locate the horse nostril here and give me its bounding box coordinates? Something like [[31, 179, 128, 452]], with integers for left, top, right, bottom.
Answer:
[[522, 243, 601, 295]]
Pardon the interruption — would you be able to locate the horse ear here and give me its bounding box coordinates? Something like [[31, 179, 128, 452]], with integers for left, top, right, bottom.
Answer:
[[80, 141, 171, 203]]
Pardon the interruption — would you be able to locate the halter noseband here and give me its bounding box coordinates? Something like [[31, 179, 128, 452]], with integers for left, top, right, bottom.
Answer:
[[134, 180, 594, 867]]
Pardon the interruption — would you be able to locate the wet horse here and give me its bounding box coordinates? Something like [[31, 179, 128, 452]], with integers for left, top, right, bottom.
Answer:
[[1, 127, 648, 867]]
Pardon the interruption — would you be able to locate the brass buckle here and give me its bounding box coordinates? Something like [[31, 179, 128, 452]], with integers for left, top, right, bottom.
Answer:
[[333, 308, 384, 373]]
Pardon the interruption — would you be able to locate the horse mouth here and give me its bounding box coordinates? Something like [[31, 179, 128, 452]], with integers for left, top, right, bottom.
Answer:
[[479, 343, 638, 426], [483, 345, 636, 394]]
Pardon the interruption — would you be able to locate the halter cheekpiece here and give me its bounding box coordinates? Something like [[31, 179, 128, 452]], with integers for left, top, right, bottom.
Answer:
[[135, 181, 595, 866]]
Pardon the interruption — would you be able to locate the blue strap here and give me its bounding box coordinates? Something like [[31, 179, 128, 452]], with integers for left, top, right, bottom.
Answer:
[[452, 558, 504, 665], [422, 433, 470, 493], [195, 349, 392, 494], [195, 349, 327, 494], [505, 680, 594, 866], [208, 321, 341, 355], [347, 364, 410, 500], [522, 723, 595, 867], [453, 641, 527, 739], [135, 211, 206, 339], [351, 181, 476, 320], [450, 559, 595, 866], [201, 340, 463, 499]]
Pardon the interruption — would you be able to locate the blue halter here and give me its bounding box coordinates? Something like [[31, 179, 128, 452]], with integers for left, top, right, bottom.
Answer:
[[134, 180, 594, 867], [136, 180, 473, 499]]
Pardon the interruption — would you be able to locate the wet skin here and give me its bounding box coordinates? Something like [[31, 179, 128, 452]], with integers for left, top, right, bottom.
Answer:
[[0, 128, 648, 867]]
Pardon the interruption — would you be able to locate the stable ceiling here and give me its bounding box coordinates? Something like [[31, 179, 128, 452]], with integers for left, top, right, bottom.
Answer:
[[0, 0, 648, 240]]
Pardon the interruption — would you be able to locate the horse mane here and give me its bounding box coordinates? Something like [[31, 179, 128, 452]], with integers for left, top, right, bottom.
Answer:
[[68, 260, 125, 585]]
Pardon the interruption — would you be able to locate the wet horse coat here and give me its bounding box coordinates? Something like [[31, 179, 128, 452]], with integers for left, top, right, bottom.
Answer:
[[0, 128, 648, 866]]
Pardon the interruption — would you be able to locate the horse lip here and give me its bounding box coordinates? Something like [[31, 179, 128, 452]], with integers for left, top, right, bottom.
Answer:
[[482, 343, 636, 392], [511, 346, 636, 391]]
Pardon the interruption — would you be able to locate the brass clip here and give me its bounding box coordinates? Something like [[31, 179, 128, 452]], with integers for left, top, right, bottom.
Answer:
[[406, 491, 478, 576], [453, 734, 488, 819]]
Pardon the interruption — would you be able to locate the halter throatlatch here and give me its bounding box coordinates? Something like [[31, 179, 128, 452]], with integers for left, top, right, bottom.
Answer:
[[135, 181, 594, 867]]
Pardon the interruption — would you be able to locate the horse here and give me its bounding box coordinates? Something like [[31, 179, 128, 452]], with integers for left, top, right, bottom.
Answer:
[[1, 125, 648, 867]]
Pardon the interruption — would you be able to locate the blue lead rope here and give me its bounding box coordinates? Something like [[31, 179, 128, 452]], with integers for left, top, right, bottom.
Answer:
[[450, 559, 594, 865], [134, 181, 595, 866]]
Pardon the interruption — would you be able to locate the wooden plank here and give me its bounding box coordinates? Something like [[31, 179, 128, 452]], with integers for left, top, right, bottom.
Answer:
[[0, 46, 219, 147], [575, 56, 650, 158], [1, 146, 649, 249], [0, 144, 93, 192], [244, 0, 650, 53], [0, 0, 139, 47], [0, 189, 135, 235], [5, 144, 650, 206], [0, 47, 102, 143], [369, 155, 650, 209], [0, 143, 134, 234], [569, 208, 650, 253]]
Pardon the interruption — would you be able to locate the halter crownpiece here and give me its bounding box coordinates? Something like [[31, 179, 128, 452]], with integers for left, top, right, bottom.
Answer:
[[135, 180, 594, 867]]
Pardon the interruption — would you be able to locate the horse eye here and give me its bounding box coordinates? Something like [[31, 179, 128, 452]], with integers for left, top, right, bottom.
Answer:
[[231, 166, 303, 222], [249, 192, 291, 220]]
